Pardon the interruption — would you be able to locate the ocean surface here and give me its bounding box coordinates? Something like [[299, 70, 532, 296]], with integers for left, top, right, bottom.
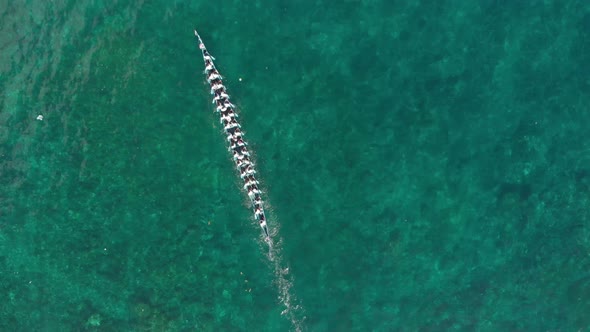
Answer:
[[2, 1, 590, 331]]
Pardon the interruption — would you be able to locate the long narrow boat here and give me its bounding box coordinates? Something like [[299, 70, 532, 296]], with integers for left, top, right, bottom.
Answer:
[[194, 30, 271, 245]]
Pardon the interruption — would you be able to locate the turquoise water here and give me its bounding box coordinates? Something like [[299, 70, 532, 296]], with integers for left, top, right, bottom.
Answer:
[[2, 1, 590, 331]]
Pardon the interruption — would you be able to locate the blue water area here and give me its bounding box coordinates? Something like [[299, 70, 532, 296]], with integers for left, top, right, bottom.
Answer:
[[1, 1, 590, 331]]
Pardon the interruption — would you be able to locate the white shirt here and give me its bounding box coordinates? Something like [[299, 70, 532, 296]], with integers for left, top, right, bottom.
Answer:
[[210, 84, 223, 94], [220, 115, 231, 124], [224, 122, 240, 131], [255, 208, 263, 219], [208, 73, 221, 81]]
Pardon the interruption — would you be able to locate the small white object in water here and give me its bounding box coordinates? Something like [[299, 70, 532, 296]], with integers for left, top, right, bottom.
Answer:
[[87, 313, 101, 327], [36, 114, 43, 121]]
